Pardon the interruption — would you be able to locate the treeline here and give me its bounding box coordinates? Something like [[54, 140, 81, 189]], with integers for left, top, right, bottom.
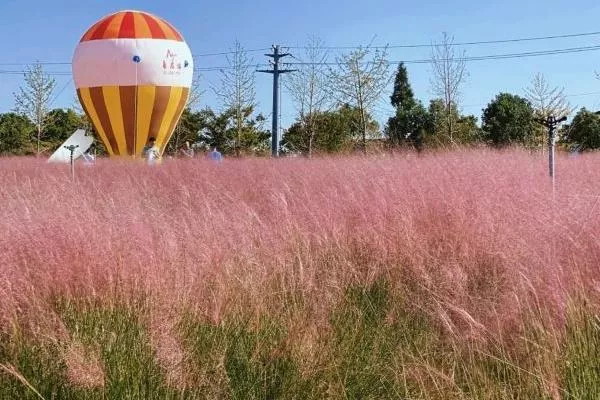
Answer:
[[1, 36, 600, 157]]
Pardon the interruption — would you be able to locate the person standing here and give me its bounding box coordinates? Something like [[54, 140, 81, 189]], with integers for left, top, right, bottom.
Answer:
[[180, 141, 195, 158], [208, 147, 223, 163], [143, 137, 160, 165]]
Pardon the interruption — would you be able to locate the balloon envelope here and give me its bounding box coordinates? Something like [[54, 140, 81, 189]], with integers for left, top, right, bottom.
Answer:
[[72, 10, 193, 157]]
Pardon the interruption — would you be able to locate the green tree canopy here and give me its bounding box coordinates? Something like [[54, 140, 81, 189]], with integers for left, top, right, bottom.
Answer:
[[44, 109, 85, 150], [282, 104, 378, 155], [198, 106, 269, 156], [481, 93, 535, 147], [424, 99, 480, 147], [385, 63, 428, 150], [562, 108, 600, 151], [390, 63, 416, 110], [166, 108, 204, 155], [0, 113, 35, 155]]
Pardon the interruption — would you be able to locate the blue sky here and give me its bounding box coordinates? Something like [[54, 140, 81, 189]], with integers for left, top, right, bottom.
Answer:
[[2, 0, 600, 131]]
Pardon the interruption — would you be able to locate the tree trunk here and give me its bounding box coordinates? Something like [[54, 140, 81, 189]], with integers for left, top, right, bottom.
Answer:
[[37, 125, 41, 156], [448, 110, 453, 145], [307, 116, 314, 158], [360, 106, 367, 154], [236, 108, 242, 157]]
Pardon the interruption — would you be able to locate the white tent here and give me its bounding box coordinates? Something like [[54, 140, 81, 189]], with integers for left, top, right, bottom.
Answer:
[[48, 129, 94, 163]]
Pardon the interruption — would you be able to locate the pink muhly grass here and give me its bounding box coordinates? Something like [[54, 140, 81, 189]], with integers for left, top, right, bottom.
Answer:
[[63, 341, 105, 389], [0, 149, 599, 346]]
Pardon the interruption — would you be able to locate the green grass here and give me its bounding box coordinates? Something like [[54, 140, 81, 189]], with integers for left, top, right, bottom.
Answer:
[[1, 283, 600, 399], [563, 299, 600, 400]]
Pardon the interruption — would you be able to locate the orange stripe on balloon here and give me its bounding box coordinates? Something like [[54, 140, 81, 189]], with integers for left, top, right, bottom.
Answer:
[[119, 86, 137, 155], [140, 13, 167, 39], [80, 11, 185, 41], [132, 12, 152, 39], [161, 19, 184, 41], [80, 18, 106, 42], [102, 86, 127, 155], [77, 88, 115, 155], [154, 18, 179, 41], [103, 12, 126, 40], [88, 15, 113, 41], [89, 87, 120, 154]]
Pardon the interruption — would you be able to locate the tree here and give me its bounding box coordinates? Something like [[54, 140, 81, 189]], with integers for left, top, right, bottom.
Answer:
[[0, 113, 35, 155], [198, 106, 270, 156], [385, 63, 428, 150], [284, 36, 331, 157], [44, 108, 85, 148], [481, 93, 535, 147], [524, 73, 573, 149], [329, 44, 390, 152], [430, 32, 467, 144], [524, 73, 572, 120], [282, 104, 378, 155], [424, 99, 480, 147], [14, 62, 56, 155], [561, 108, 600, 150], [390, 62, 415, 109], [214, 40, 257, 156], [186, 73, 204, 111]]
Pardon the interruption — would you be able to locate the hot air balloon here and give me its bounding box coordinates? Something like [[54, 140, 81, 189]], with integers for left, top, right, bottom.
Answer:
[[72, 10, 193, 157]]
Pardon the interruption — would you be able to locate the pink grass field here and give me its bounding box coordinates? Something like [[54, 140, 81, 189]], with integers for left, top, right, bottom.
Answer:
[[1, 149, 599, 342]]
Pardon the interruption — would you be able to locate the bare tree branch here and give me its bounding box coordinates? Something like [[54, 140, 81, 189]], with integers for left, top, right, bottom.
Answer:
[[186, 73, 205, 110], [430, 32, 468, 144], [284, 36, 331, 156], [13, 62, 56, 155], [524, 72, 573, 119], [213, 40, 256, 156], [329, 45, 390, 152]]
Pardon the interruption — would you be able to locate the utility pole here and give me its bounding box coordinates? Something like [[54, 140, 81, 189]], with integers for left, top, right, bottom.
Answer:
[[535, 115, 567, 179], [257, 45, 296, 157]]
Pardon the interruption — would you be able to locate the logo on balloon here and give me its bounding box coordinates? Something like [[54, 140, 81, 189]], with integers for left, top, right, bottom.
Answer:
[[162, 49, 188, 75]]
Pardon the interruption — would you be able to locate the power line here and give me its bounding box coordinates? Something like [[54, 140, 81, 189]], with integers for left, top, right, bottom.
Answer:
[[49, 78, 73, 107], [289, 30, 600, 50], [0, 62, 71, 66], [0, 70, 71, 75], [566, 91, 600, 97], [2, 43, 600, 76], [286, 44, 600, 66], [0, 65, 270, 77], [192, 48, 271, 57], [0, 49, 272, 66]]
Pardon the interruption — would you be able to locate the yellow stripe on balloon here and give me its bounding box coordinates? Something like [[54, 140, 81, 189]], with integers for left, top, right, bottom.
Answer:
[[78, 88, 115, 156], [135, 85, 156, 155], [102, 86, 128, 155], [155, 87, 183, 151]]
